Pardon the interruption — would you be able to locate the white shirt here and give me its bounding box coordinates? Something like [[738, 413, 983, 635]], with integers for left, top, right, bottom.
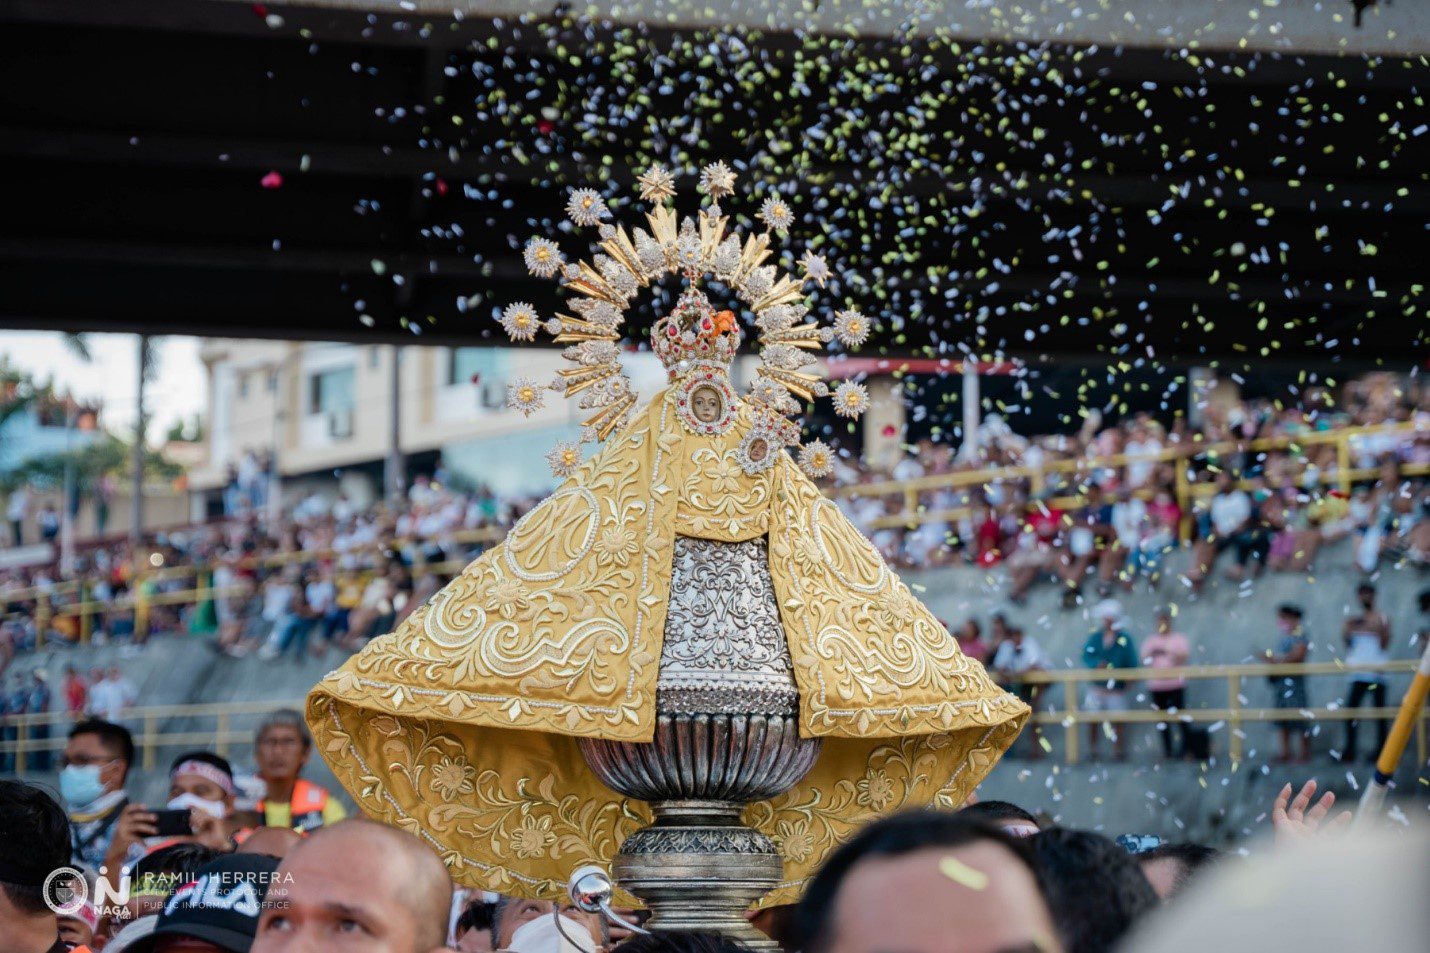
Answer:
[[1210, 490, 1252, 537], [1125, 438, 1163, 488], [992, 637, 1047, 674], [88, 678, 133, 722], [1345, 631, 1390, 683], [1111, 498, 1148, 546]]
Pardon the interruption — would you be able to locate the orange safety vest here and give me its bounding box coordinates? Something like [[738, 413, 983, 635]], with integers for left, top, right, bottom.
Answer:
[[258, 778, 331, 832]]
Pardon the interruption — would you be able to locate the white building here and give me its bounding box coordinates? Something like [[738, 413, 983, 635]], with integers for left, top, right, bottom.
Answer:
[[189, 339, 676, 514]]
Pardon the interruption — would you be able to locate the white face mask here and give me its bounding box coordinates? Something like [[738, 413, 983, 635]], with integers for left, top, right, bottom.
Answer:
[[167, 791, 229, 820]]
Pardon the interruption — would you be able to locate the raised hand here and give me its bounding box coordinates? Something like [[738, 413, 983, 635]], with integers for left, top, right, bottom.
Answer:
[[1272, 780, 1352, 846]]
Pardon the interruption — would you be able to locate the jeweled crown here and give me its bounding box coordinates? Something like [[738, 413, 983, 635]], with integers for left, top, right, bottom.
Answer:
[[493, 162, 878, 479], [652, 288, 741, 380]]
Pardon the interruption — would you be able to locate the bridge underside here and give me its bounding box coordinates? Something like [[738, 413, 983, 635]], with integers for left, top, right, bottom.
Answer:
[[0, 0, 1424, 367]]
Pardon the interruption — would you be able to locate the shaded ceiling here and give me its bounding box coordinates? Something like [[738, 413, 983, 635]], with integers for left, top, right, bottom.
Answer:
[[0, 0, 1425, 370]]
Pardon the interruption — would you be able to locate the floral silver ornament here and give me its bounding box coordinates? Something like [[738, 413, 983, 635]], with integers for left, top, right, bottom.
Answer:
[[523, 238, 564, 278], [832, 381, 870, 418], [833, 309, 873, 347], [798, 440, 835, 478], [565, 188, 609, 226], [506, 376, 545, 416], [545, 440, 583, 477], [758, 196, 794, 232], [499, 302, 540, 342]]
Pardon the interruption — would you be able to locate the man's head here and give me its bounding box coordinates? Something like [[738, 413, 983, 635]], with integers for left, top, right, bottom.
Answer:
[[135, 852, 281, 953], [453, 901, 495, 953], [169, 752, 237, 819], [0, 780, 71, 938], [236, 828, 303, 861], [793, 810, 1061, 953], [491, 898, 555, 951], [62, 718, 135, 805], [1094, 600, 1123, 631], [252, 818, 455, 953], [1356, 583, 1376, 609], [1276, 603, 1304, 631], [118, 843, 225, 930], [1028, 828, 1158, 953], [254, 711, 311, 784], [1214, 470, 1235, 492], [959, 800, 1041, 838], [1136, 844, 1220, 900]]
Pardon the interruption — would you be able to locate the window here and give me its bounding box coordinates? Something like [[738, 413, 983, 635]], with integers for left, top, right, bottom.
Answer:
[[309, 366, 356, 415], [449, 348, 501, 387]]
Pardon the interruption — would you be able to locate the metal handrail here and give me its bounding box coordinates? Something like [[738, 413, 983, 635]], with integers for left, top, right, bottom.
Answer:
[[2, 660, 1422, 772], [834, 420, 1424, 534]]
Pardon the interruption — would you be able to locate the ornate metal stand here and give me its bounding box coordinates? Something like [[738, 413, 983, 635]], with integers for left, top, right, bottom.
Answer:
[[578, 537, 821, 948]]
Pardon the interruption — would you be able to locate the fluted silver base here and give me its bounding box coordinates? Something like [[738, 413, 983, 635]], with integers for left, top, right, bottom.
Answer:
[[579, 713, 821, 948]]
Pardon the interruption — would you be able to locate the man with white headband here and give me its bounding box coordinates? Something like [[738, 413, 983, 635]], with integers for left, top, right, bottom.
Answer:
[[163, 752, 236, 851]]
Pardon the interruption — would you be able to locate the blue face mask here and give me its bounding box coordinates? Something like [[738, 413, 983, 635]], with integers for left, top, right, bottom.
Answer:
[[59, 764, 109, 808]]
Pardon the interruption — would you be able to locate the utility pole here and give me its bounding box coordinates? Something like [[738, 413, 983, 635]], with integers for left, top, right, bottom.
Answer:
[[385, 344, 403, 502], [129, 334, 149, 546], [960, 359, 981, 462]]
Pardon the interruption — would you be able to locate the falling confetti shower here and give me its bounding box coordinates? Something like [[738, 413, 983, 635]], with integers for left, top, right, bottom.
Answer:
[[286, 2, 1424, 428]]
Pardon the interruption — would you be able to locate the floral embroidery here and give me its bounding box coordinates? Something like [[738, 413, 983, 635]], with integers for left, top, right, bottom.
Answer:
[[431, 756, 476, 799]]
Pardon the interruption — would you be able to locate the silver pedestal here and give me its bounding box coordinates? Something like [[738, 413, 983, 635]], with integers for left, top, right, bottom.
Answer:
[[578, 537, 821, 947]]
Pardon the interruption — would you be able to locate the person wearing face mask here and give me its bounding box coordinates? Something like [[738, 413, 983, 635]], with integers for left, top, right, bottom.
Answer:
[[61, 719, 135, 875], [163, 752, 238, 851]]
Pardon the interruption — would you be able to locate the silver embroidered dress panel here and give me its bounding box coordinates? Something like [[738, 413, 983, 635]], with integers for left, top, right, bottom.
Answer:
[[656, 536, 798, 715]]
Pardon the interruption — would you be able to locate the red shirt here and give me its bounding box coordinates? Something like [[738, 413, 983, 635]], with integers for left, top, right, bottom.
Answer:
[[1024, 507, 1064, 545], [64, 677, 87, 714]]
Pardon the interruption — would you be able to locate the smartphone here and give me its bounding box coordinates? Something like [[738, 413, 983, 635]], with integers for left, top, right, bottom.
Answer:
[[1115, 833, 1164, 855], [151, 808, 194, 837]]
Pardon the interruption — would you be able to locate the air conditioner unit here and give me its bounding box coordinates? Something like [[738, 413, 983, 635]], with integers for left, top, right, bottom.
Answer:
[[328, 408, 354, 439], [478, 383, 505, 410]]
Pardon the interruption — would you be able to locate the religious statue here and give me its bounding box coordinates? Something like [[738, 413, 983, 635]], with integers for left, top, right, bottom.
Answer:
[[306, 162, 1028, 943]]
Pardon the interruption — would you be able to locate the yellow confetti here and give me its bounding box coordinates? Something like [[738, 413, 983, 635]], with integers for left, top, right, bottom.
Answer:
[[939, 856, 989, 891]]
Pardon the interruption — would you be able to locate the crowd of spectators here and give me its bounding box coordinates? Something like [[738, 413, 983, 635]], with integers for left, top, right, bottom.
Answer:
[[830, 372, 1429, 604], [3, 715, 1420, 953], [0, 474, 541, 668]]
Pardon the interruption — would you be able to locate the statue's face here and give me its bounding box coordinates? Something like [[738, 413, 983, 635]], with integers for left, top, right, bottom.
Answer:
[[747, 437, 768, 463], [692, 387, 722, 423]]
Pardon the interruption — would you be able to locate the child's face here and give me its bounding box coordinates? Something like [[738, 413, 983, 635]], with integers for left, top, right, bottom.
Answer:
[[692, 387, 721, 423]]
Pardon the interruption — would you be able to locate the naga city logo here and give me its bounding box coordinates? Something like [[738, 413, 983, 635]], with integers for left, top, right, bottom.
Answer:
[[44, 866, 291, 918]]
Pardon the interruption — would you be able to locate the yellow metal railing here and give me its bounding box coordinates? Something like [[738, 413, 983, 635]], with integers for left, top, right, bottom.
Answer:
[[835, 420, 1425, 533], [1, 661, 1421, 774], [1, 525, 503, 648]]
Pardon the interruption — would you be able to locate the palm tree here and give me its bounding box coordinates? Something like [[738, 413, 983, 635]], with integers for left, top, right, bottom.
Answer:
[[131, 334, 158, 545]]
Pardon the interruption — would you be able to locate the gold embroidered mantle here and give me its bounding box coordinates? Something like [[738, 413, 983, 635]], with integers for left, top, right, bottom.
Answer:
[[307, 388, 1028, 906]]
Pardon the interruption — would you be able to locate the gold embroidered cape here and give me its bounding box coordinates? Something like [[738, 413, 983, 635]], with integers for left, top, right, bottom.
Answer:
[[307, 388, 1028, 907]]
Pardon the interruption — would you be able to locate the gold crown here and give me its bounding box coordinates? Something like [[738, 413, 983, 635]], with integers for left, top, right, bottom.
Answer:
[[496, 163, 876, 477]]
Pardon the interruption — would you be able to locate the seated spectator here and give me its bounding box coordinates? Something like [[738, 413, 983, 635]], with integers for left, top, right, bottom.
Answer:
[[1267, 603, 1311, 764], [958, 799, 1042, 838], [793, 810, 1062, 953], [0, 779, 79, 953], [1006, 492, 1067, 603], [252, 818, 456, 953], [1135, 843, 1220, 900], [1028, 828, 1158, 953], [1080, 601, 1139, 761], [1189, 470, 1268, 589], [135, 852, 281, 953]]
